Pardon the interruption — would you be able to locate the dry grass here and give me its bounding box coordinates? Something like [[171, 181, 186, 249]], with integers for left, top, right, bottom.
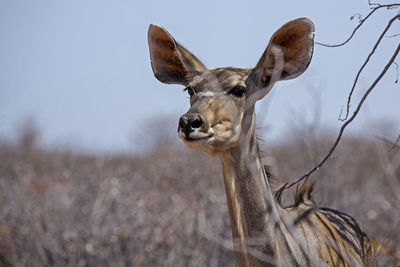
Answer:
[[0, 125, 399, 266]]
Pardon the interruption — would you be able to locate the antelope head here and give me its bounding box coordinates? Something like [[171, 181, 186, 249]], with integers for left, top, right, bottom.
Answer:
[[148, 18, 314, 155]]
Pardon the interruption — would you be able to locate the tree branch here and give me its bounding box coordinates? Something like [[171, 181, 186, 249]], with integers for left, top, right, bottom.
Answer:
[[284, 43, 400, 191], [315, 4, 400, 48], [341, 14, 400, 121]]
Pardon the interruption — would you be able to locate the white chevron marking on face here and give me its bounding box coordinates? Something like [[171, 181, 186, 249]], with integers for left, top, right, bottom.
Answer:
[[196, 91, 224, 97]]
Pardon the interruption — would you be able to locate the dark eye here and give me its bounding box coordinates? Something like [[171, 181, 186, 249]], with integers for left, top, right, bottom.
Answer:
[[185, 86, 195, 97], [229, 85, 246, 98]]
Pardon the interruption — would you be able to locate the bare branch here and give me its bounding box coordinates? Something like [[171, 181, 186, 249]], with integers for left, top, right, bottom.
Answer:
[[341, 14, 400, 121], [315, 4, 400, 48], [284, 43, 400, 191]]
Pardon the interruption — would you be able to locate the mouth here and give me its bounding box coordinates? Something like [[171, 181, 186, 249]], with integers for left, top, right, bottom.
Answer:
[[178, 130, 213, 142]]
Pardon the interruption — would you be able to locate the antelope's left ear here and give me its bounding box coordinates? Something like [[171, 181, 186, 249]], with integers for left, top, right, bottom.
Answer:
[[246, 18, 315, 98]]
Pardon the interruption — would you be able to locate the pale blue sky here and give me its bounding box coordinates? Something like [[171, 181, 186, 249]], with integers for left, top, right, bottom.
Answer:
[[0, 0, 399, 153]]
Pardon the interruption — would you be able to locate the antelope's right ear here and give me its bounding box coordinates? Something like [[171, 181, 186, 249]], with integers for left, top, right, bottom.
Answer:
[[148, 24, 206, 85]]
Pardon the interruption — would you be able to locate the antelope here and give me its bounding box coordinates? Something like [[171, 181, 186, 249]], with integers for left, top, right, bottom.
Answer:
[[148, 18, 375, 266]]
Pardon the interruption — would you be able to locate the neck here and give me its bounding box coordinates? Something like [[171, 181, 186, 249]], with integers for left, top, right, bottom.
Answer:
[[218, 111, 281, 266]]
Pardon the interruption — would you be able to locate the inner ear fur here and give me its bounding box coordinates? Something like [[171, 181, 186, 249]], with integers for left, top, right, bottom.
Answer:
[[148, 24, 206, 85], [247, 18, 315, 90]]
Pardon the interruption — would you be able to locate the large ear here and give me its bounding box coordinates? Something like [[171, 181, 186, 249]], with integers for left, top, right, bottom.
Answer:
[[148, 24, 206, 85], [246, 18, 314, 98]]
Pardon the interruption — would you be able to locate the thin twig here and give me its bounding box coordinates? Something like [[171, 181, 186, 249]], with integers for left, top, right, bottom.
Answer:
[[284, 44, 400, 190], [350, 13, 363, 22], [315, 4, 400, 48], [375, 135, 400, 152], [368, 0, 380, 7], [389, 134, 400, 152], [385, 33, 400, 38], [338, 105, 345, 120], [341, 14, 400, 121], [394, 62, 399, 83]]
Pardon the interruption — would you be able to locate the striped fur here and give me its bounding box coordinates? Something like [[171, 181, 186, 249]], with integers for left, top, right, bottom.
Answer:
[[148, 18, 376, 266]]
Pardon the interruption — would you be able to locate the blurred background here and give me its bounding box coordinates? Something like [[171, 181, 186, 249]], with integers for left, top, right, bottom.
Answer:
[[0, 0, 399, 266], [1, 0, 399, 153]]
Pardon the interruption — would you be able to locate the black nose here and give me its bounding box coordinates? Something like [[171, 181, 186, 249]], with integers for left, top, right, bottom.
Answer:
[[178, 115, 203, 137]]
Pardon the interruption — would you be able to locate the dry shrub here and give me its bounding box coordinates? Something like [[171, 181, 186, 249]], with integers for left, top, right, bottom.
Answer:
[[0, 125, 399, 266]]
